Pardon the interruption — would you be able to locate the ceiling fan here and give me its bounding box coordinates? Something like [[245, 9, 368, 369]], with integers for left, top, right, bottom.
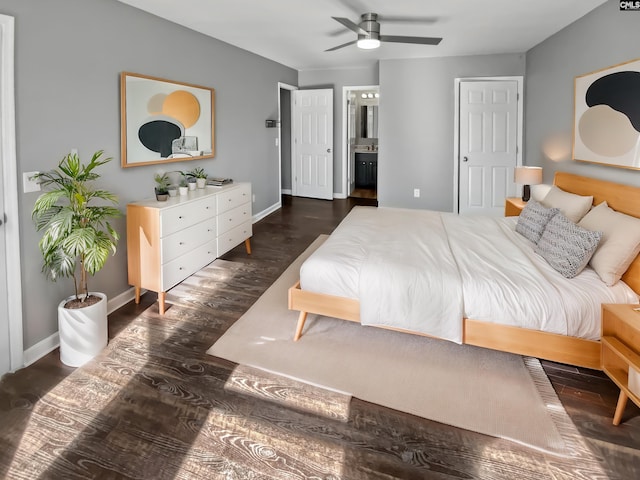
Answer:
[[326, 12, 442, 52]]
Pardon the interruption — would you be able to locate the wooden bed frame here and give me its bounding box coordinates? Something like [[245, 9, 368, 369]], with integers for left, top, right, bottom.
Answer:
[[288, 172, 640, 370]]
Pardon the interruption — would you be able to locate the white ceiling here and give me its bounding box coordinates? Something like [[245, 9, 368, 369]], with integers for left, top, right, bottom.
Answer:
[[117, 0, 607, 71]]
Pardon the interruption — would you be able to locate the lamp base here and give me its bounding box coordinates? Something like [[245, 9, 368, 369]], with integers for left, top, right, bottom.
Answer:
[[522, 184, 531, 202]]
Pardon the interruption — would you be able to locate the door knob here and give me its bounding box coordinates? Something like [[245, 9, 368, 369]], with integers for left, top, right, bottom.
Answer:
[[463, 156, 469, 162], [327, 148, 332, 153]]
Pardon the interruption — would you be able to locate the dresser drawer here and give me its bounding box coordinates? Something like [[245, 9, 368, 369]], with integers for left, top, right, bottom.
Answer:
[[161, 218, 217, 264], [161, 239, 217, 291], [218, 220, 252, 257], [160, 196, 217, 237], [217, 203, 251, 235], [217, 184, 251, 214]]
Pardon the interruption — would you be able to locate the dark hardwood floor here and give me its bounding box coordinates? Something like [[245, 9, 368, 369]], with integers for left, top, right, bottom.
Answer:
[[1, 195, 639, 479]]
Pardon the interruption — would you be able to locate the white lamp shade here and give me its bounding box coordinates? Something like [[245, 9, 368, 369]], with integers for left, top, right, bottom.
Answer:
[[357, 38, 380, 49], [514, 166, 542, 185]]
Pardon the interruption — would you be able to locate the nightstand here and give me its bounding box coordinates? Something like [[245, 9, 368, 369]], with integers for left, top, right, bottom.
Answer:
[[601, 304, 640, 425], [504, 197, 526, 217]]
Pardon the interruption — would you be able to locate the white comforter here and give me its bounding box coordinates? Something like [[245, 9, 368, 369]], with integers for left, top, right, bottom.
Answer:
[[299, 206, 638, 343]]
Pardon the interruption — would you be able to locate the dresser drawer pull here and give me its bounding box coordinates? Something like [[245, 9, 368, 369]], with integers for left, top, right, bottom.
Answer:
[[179, 242, 185, 245], [178, 215, 183, 219]]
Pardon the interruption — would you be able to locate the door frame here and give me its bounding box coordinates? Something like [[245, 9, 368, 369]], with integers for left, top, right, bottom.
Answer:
[[1, 14, 24, 372], [278, 82, 297, 197], [341, 85, 379, 198], [453, 76, 523, 214]]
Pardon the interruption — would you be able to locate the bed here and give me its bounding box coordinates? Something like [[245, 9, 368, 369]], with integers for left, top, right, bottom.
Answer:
[[288, 172, 640, 369]]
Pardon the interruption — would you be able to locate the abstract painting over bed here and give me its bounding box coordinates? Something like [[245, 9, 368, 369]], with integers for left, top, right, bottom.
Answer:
[[573, 57, 640, 169], [289, 172, 640, 369]]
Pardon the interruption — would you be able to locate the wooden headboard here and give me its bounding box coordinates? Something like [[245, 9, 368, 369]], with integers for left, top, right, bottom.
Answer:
[[554, 171, 640, 295]]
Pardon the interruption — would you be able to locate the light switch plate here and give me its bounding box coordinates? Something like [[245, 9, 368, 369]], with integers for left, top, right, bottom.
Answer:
[[23, 171, 41, 193]]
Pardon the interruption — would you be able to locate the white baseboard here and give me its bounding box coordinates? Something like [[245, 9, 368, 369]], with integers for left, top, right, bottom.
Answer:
[[22, 287, 142, 368], [281, 188, 292, 195], [23, 332, 59, 367], [107, 287, 140, 313], [333, 192, 347, 199], [253, 202, 282, 223]]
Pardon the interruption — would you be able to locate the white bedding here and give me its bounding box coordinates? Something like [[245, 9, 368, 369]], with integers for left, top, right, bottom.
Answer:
[[299, 206, 639, 343]]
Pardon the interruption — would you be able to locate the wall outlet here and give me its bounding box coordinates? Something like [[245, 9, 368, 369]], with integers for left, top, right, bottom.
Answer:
[[23, 171, 41, 193], [413, 188, 420, 198]]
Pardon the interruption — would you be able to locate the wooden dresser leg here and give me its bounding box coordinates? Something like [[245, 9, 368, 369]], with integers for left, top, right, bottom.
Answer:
[[294, 311, 308, 341], [613, 390, 628, 426], [158, 292, 166, 315], [134, 286, 141, 304], [245, 238, 252, 255]]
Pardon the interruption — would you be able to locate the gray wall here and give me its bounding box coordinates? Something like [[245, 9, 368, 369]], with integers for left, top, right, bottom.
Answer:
[[299, 65, 378, 197], [3, 0, 297, 350], [525, 0, 640, 187], [378, 54, 526, 211]]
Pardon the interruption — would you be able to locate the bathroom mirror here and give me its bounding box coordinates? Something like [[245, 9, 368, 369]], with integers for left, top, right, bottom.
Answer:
[[361, 105, 378, 139]]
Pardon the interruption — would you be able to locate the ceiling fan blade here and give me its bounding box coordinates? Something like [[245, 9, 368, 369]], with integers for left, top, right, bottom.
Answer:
[[380, 35, 442, 46], [331, 16, 367, 36], [325, 40, 358, 52], [377, 15, 438, 24]]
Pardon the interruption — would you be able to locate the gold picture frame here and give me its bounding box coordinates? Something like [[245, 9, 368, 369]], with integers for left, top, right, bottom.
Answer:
[[573, 58, 640, 170], [120, 72, 215, 168]]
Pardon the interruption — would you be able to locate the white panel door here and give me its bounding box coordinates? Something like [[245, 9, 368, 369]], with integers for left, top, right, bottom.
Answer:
[[293, 89, 333, 200], [459, 81, 518, 216]]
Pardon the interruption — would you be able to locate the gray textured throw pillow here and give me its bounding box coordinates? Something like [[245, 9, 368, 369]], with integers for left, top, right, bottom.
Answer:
[[515, 200, 560, 244], [534, 213, 602, 278]]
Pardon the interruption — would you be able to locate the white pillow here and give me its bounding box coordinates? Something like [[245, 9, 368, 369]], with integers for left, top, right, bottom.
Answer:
[[578, 201, 640, 286], [541, 186, 593, 223], [531, 184, 552, 203]]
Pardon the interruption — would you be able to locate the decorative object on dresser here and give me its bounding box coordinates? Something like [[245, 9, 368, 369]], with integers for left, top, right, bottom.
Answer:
[[601, 303, 640, 425], [153, 172, 170, 201], [514, 166, 542, 201], [32, 150, 121, 367], [573, 57, 640, 170], [184, 167, 208, 189], [120, 72, 215, 168], [127, 182, 252, 314]]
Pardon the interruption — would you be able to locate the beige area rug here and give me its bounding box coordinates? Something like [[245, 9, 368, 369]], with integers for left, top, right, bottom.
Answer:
[[208, 235, 587, 456]]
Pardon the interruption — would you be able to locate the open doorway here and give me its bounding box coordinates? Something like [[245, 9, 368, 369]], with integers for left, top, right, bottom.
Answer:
[[278, 82, 296, 196], [342, 85, 379, 200]]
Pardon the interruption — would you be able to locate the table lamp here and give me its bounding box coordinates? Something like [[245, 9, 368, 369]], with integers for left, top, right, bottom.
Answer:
[[514, 166, 542, 202]]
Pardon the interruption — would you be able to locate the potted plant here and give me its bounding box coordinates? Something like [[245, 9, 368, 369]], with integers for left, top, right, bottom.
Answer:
[[186, 167, 208, 189], [154, 172, 170, 201], [32, 150, 120, 367], [178, 177, 189, 196]]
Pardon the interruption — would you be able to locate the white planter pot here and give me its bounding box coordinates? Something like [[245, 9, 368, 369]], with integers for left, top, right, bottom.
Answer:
[[179, 186, 188, 196], [188, 181, 196, 191], [58, 292, 108, 367], [196, 178, 206, 189]]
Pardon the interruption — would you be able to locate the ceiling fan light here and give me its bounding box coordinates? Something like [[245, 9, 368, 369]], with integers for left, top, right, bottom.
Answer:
[[357, 38, 380, 49]]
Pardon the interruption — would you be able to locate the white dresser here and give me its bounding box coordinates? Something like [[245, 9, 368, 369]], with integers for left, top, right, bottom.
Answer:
[[126, 182, 252, 313]]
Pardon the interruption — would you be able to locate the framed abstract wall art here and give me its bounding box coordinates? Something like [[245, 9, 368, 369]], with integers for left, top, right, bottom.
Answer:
[[120, 72, 215, 168], [573, 58, 640, 170]]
